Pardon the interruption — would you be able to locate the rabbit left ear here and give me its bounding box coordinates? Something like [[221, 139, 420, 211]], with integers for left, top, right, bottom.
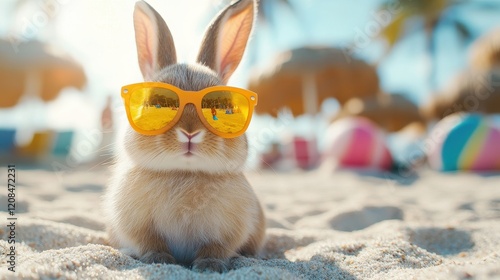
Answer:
[[134, 1, 177, 80], [197, 0, 256, 84]]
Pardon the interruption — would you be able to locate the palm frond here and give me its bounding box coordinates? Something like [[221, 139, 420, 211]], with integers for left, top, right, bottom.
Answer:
[[377, 0, 451, 48], [453, 19, 474, 42], [378, 11, 411, 48]]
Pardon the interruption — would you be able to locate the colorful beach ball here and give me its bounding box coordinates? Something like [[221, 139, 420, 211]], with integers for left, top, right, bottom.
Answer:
[[428, 113, 500, 171], [325, 117, 393, 170]]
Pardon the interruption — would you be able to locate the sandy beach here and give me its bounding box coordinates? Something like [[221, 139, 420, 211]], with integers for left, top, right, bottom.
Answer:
[[0, 165, 499, 279], [1, 0, 500, 278]]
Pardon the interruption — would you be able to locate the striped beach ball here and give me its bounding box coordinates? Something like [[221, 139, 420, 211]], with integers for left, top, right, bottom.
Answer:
[[428, 113, 500, 171], [325, 117, 393, 170]]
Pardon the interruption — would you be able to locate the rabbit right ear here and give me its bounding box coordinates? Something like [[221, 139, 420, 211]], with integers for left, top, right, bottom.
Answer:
[[133, 1, 177, 80], [197, 0, 255, 84]]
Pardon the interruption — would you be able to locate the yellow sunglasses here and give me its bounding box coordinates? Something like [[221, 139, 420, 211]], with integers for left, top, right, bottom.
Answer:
[[121, 82, 258, 138]]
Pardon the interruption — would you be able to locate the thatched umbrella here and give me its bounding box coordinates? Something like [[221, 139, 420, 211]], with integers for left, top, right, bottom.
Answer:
[[422, 69, 500, 120], [0, 39, 86, 108], [333, 94, 425, 132], [469, 28, 500, 71], [248, 46, 379, 117]]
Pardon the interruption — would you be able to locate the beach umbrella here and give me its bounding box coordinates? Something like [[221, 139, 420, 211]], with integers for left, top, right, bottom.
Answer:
[[469, 28, 500, 71], [333, 94, 424, 132], [0, 39, 86, 108], [248, 46, 379, 117], [422, 69, 500, 120]]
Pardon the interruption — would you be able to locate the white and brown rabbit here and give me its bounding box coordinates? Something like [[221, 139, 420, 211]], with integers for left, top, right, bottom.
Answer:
[[104, 0, 265, 273]]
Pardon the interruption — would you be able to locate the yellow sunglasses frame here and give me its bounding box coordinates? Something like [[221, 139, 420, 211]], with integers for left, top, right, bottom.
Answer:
[[121, 82, 258, 138]]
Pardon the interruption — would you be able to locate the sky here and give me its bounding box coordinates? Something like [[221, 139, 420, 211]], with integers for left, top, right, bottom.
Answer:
[[1, 0, 500, 133]]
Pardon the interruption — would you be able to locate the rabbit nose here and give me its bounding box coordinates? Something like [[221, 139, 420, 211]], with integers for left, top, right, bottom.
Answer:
[[176, 128, 205, 144], [179, 104, 203, 132]]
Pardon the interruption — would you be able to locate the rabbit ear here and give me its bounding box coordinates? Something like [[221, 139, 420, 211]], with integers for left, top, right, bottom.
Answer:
[[133, 1, 177, 80], [197, 0, 255, 84]]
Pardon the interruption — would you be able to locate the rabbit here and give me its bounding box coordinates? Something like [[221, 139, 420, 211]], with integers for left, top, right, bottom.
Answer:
[[104, 0, 265, 273]]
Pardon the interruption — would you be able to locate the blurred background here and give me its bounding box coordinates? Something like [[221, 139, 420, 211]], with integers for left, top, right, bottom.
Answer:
[[1, 0, 500, 174]]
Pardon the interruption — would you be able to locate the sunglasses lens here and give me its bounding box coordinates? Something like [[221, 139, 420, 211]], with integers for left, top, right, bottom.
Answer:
[[201, 91, 250, 135], [129, 87, 180, 131]]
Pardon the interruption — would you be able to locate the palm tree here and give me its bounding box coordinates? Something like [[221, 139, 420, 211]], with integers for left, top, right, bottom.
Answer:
[[377, 0, 500, 88]]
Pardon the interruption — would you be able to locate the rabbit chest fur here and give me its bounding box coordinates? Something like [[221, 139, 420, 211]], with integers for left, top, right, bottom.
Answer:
[[106, 164, 261, 264]]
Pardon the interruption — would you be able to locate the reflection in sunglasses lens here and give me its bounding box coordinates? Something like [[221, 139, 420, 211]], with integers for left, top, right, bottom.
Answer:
[[201, 91, 249, 134], [129, 87, 180, 131]]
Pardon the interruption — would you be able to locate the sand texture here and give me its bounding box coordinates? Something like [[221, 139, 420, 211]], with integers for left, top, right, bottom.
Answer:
[[0, 167, 499, 279]]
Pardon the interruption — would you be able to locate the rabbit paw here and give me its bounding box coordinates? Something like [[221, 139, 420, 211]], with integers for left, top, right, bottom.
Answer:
[[139, 252, 177, 264], [192, 258, 229, 273]]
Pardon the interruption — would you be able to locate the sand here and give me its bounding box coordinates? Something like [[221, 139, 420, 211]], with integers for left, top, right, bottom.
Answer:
[[0, 166, 499, 279]]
